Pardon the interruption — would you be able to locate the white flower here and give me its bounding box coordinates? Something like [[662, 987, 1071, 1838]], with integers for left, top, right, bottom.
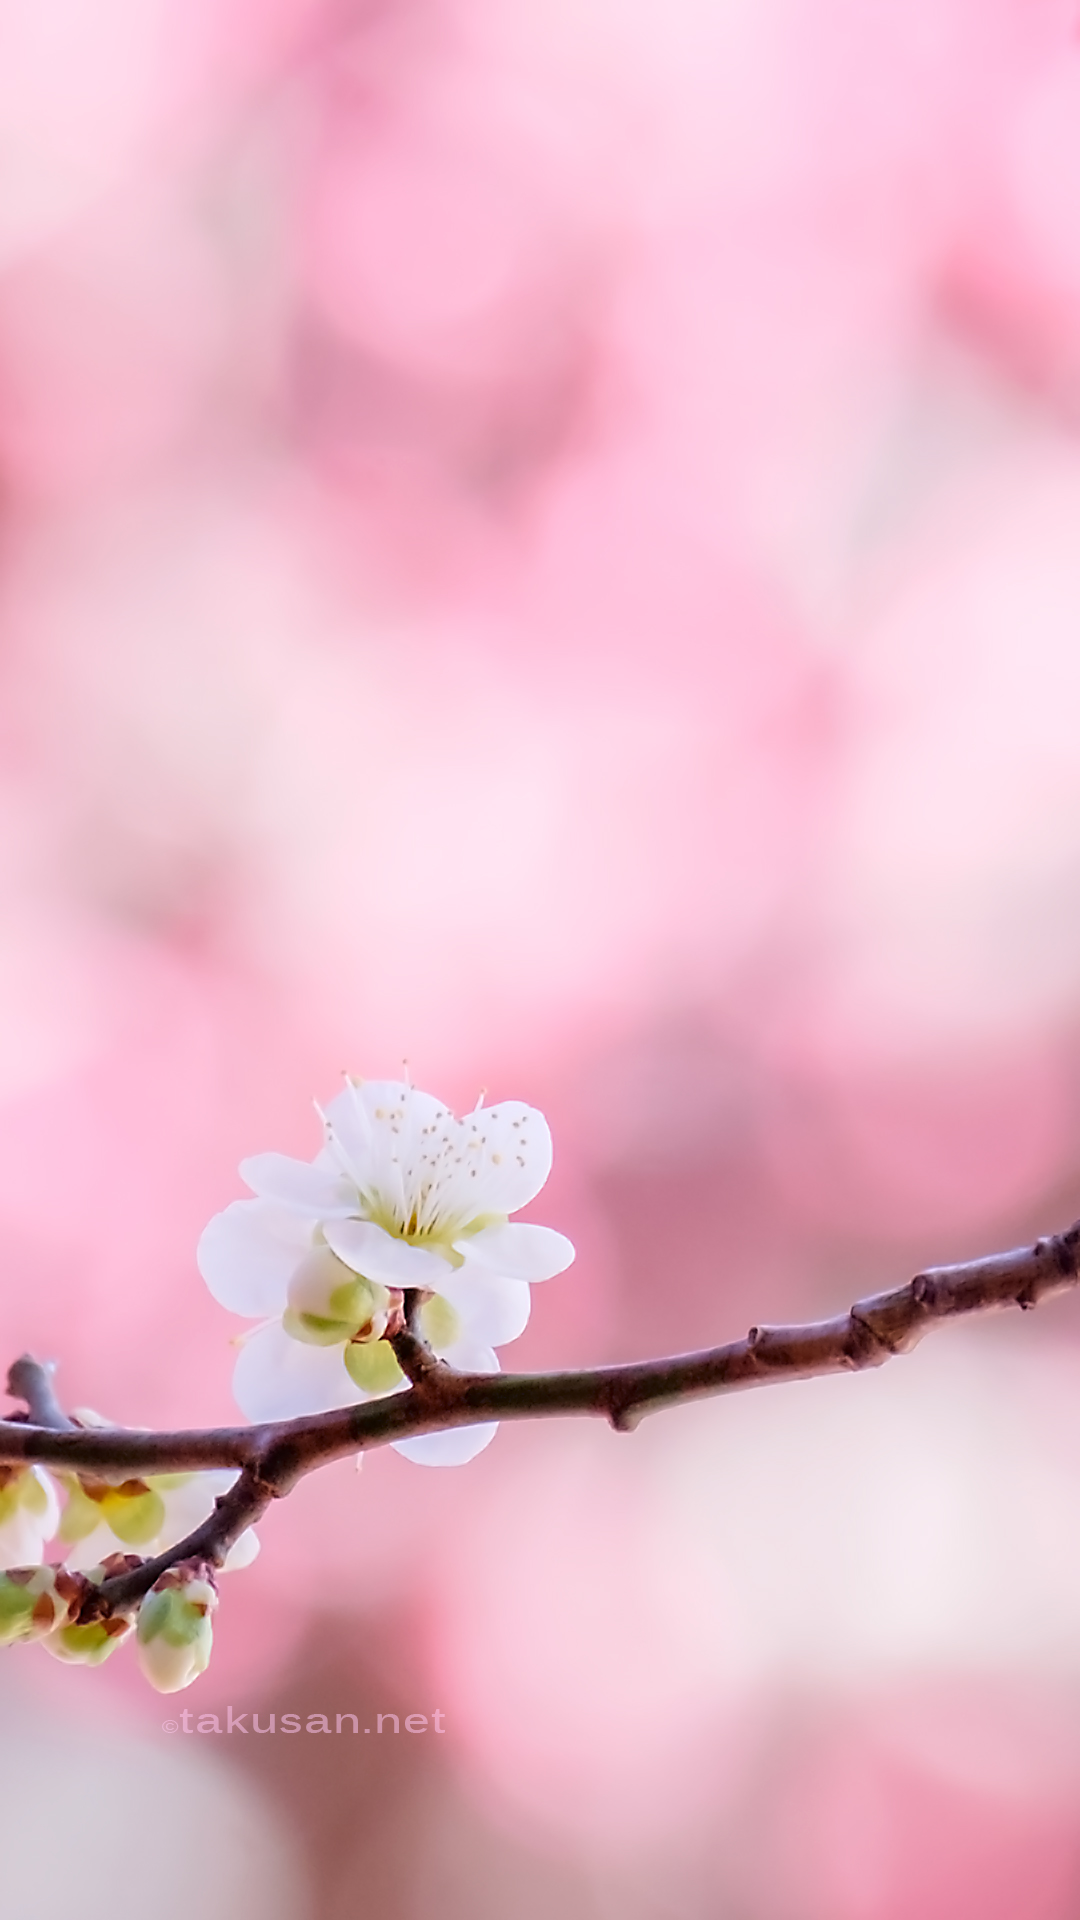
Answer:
[[0, 1465, 60, 1564], [58, 1455, 259, 1575], [197, 1078, 575, 1465], [136, 1567, 217, 1693]]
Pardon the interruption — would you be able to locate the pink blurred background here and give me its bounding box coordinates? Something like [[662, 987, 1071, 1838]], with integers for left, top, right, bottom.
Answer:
[[6, 0, 1080, 1913]]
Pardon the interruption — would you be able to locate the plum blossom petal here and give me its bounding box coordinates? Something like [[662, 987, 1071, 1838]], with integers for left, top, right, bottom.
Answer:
[[197, 1200, 314, 1317], [0, 1508, 48, 1565], [223, 1528, 260, 1571], [322, 1081, 446, 1195], [433, 1267, 532, 1347], [455, 1221, 575, 1282], [233, 1319, 368, 1422], [239, 1152, 356, 1217], [0, 1467, 60, 1564], [439, 1339, 500, 1375], [391, 1422, 499, 1466], [63, 1526, 126, 1574], [323, 1217, 450, 1288], [448, 1102, 554, 1216], [149, 1471, 232, 1542], [391, 1342, 499, 1465]]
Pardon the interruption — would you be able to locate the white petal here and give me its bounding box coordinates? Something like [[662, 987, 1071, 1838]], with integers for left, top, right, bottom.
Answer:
[[30, 1467, 61, 1540], [391, 1342, 499, 1464], [63, 1523, 116, 1573], [0, 1511, 43, 1565], [454, 1222, 575, 1282], [157, 1478, 219, 1544], [433, 1269, 532, 1348], [320, 1082, 451, 1244], [430, 1101, 555, 1227], [322, 1081, 442, 1196], [239, 1152, 356, 1217], [223, 1528, 260, 1571], [232, 1320, 365, 1421], [440, 1338, 500, 1374], [392, 1421, 498, 1466], [322, 1218, 449, 1288], [197, 1200, 313, 1318]]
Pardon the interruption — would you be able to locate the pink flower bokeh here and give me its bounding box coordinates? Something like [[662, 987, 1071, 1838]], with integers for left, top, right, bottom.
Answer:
[[4, 0, 1080, 1913]]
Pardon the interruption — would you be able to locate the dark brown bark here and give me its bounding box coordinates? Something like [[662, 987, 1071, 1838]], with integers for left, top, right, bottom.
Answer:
[[5, 1218, 1078, 1618]]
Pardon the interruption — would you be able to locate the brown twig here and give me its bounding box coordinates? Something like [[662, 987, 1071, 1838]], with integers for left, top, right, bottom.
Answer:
[[6, 1357, 74, 1432], [4, 1219, 1080, 1614], [84, 1468, 275, 1619], [388, 1288, 444, 1384]]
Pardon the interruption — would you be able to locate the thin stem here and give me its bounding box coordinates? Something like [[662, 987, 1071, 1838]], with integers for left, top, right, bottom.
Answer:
[[389, 1289, 443, 1383], [83, 1468, 274, 1619]]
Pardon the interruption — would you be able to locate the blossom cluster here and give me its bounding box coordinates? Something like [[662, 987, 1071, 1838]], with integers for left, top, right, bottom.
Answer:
[[0, 1077, 573, 1694], [0, 1444, 255, 1689], [198, 1077, 575, 1465]]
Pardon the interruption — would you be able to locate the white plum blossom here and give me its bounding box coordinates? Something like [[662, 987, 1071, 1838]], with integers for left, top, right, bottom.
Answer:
[[0, 1465, 60, 1564], [197, 1078, 575, 1465], [57, 1439, 258, 1575]]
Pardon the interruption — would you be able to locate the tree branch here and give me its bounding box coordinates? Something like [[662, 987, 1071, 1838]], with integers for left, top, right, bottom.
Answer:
[[5, 1218, 1080, 1613]]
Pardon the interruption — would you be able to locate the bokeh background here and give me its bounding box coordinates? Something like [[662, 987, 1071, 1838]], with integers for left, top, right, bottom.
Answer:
[[6, 0, 1080, 1913]]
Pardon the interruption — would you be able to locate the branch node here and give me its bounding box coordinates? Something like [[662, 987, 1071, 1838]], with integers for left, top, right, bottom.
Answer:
[[847, 1309, 897, 1364], [1047, 1225, 1080, 1280]]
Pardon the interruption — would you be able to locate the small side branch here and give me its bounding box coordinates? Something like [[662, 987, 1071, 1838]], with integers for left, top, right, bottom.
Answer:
[[388, 1289, 444, 1384], [83, 1468, 275, 1620], [6, 1357, 74, 1432]]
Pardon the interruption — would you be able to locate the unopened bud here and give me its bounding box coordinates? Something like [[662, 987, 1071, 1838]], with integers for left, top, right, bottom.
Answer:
[[0, 1565, 84, 1644], [42, 1554, 139, 1665], [136, 1565, 218, 1693], [284, 1247, 395, 1347], [45, 1615, 135, 1665]]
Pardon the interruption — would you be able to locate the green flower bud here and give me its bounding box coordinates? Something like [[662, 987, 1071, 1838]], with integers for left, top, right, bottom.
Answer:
[[136, 1567, 217, 1693], [343, 1338, 405, 1395], [45, 1615, 134, 1665], [284, 1248, 393, 1346], [41, 1554, 140, 1664], [0, 1565, 84, 1644]]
